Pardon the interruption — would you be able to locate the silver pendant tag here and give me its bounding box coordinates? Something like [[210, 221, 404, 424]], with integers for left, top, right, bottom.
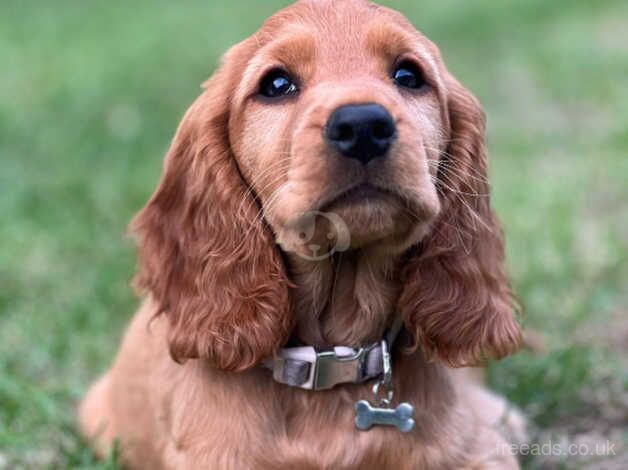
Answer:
[[354, 400, 415, 433], [353, 339, 414, 433]]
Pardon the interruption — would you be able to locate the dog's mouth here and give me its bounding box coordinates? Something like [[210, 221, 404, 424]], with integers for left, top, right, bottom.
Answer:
[[319, 184, 400, 212]]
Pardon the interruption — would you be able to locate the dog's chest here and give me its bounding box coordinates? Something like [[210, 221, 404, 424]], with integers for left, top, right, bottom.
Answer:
[[230, 392, 432, 468], [164, 362, 464, 469], [257, 416, 420, 469], [166, 386, 427, 468]]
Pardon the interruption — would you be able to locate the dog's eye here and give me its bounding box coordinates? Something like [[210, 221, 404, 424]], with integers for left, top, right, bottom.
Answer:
[[393, 61, 426, 90], [259, 69, 298, 98]]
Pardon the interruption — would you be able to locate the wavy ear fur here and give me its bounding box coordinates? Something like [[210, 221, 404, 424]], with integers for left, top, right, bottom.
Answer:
[[399, 72, 522, 367], [130, 51, 292, 371]]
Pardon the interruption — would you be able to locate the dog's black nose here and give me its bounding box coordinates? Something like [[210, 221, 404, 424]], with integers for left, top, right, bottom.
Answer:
[[325, 104, 396, 164]]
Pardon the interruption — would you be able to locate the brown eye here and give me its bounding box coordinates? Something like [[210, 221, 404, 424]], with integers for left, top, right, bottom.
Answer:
[[393, 61, 426, 90], [259, 69, 298, 98]]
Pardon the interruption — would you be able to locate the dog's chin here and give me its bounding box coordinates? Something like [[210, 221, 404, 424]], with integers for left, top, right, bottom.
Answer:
[[330, 201, 408, 248], [271, 185, 437, 259], [322, 187, 425, 251]]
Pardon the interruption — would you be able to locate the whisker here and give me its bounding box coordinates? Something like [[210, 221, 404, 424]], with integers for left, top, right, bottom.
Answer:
[[429, 175, 492, 233], [224, 183, 287, 259], [429, 160, 490, 188], [424, 148, 491, 186], [235, 160, 292, 218], [430, 172, 490, 197]]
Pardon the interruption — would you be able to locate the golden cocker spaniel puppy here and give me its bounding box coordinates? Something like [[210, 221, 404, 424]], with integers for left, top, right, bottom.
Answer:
[[80, 0, 526, 468]]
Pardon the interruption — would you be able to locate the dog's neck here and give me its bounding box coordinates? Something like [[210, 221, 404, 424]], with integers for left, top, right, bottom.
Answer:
[[286, 250, 402, 348]]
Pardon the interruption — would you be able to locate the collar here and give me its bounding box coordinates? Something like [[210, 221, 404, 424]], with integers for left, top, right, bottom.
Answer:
[[264, 317, 404, 391]]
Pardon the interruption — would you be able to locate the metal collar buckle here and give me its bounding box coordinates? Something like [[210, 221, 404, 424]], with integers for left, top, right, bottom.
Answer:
[[312, 344, 376, 390]]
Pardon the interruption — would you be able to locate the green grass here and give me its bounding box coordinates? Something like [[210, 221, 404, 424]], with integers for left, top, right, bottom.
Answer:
[[1, 1, 627, 468]]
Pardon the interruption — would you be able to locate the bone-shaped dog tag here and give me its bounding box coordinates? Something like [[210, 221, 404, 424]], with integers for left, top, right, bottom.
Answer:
[[354, 400, 415, 433]]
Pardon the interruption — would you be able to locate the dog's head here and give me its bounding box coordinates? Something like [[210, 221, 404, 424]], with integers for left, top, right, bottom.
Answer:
[[132, 0, 522, 371]]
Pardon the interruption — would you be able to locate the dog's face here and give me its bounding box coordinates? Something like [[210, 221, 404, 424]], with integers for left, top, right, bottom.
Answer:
[[133, 0, 522, 371], [229, 1, 445, 257]]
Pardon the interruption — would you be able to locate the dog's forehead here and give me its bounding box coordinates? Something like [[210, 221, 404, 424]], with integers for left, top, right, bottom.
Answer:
[[254, 0, 438, 77], [260, 0, 413, 46]]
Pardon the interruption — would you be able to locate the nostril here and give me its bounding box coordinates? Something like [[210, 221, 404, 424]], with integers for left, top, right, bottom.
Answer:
[[334, 123, 354, 142], [372, 120, 395, 140]]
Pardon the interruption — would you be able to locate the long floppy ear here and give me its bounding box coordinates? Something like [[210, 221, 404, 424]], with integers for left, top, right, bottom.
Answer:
[[130, 52, 292, 371], [398, 72, 522, 367]]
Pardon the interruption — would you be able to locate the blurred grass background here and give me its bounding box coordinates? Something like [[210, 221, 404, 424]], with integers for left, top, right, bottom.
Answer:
[[1, 0, 627, 468]]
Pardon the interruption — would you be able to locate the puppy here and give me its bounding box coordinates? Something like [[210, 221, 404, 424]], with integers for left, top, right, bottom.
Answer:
[[80, 1, 526, 468]]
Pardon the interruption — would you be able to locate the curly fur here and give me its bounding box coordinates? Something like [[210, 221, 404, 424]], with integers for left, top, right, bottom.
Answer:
[[131, 67, 293, 370], [399, 73, 522, 367]]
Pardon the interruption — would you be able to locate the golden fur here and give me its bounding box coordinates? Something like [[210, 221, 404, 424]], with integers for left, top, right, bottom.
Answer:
[[79, 1, 525, 468]]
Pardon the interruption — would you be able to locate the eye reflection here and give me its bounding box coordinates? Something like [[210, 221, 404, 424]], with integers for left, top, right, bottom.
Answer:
[[393, 61, 426, 90], [259, 69, 299, 98]]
